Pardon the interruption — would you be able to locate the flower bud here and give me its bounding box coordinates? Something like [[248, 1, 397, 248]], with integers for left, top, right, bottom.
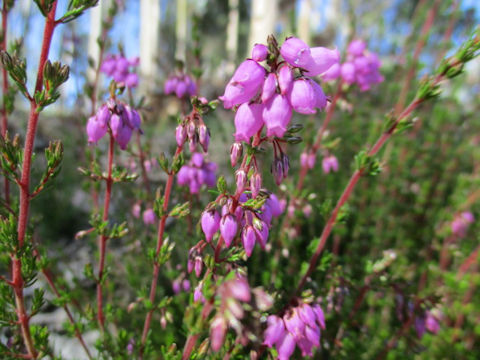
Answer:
[[271, 158, 284, 186], [186, 121, 196, 140], [230, 142, 243, 167], [143, 208, 156, 225], [242, 225, 257, 257], [175, 124, 187, 146], [198, 124, 210, 152], [194, 256, 203, 277], [251, 43, 268, 62], [281, 154, 290, 178], [132, 203, 141, 218], [235, 169, 247, 194], [250, 172, 262, 198]]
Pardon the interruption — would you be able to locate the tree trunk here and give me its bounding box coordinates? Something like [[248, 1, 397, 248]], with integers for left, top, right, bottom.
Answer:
[[248, 0, 278, 53], [297, 0, 312, 44], [140, 0, 161, 93], [175, 0, 188, 63], [225, 0, 239, 73], [87, 0, 103, 84]]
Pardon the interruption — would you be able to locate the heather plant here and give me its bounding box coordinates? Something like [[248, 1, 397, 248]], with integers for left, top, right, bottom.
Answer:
[[0, 1, 480, 360]]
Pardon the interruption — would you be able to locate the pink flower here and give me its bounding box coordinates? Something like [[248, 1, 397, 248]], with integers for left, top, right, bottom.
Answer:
[[347, 39, 366, 56], [220, 60, 266, 109], [234, 103, 264, 142], [280, 37, 313, 69], [220, 215, 238, 247], [288, 79, 317, 114], [304, 47, 340, 76], [322, 155, 339, 174], [263, 94, 292, 138], [261, 73, 277, 103], [142, 208, 156, 225], [242, 225, 257, 256], [201, 210, 221, 242]]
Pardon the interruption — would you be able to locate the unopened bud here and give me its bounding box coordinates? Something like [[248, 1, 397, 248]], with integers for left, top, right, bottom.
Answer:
[[230, 142, 243, 167], [250, 172, 262, 198], [175, 124, 187, 146], [235, 169, 247, 194]]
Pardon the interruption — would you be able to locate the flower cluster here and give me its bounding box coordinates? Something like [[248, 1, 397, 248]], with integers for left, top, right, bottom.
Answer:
[[209, 277, 251, 351], [221, 37, 339, 141], [177, 152, 217, 194], [323, 39, 383, 91], [164, 73, 197, 99], [451, 211, 474, 237], [175, 107, 211, 153], [264, 300, 326, 359], [101, 54, 139, 88], [86, 100, 142, 150], [172, 277, 191, 295], [200, 192, 283, 257]]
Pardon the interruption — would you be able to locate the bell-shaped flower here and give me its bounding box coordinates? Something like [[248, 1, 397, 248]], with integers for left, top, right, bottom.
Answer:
[[221, 60, 266, 108], [280, 37, 313, 68], [341, 62, 356, 84], [201, 210, 220, 242], [142, 209, 156, 225], [309, 79, 327, 110], [278, 65, 293, 95], [347, 39, 366, 57], [86, 115, 107, 144], [242, 225, 257, 257], [277, 332, 296, 360], [261, 73, 277, 103], [220, 214, 238, 247], [234, 103, 264, 142], [288, 79, 317, 114], [322, 62, 341, 81], [304, 47, 340, 76], [263, 94, 292, 138], [263, 315, 285, 347]]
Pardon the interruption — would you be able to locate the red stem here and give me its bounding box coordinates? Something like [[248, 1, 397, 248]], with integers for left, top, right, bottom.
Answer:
[[140, 146, 183, 351], [96, 133, 115, 331], [295, 96, 427, 295], [13, 3, 58, 357], [136, 123, 151, 194]]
